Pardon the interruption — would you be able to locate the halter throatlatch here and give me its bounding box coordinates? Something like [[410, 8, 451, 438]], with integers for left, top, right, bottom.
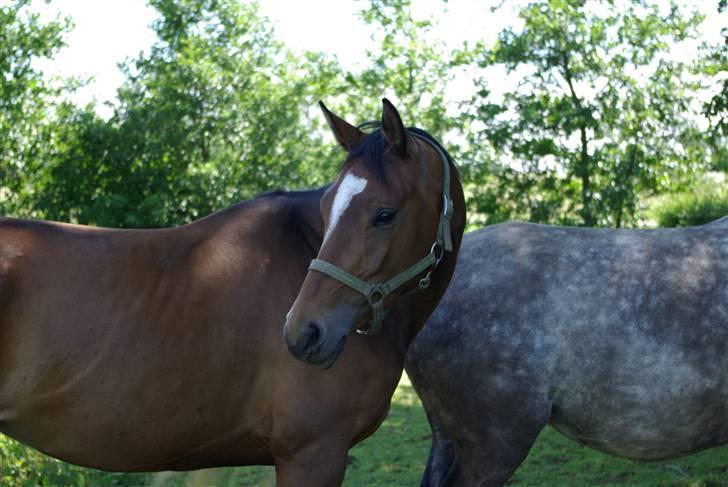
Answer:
[[308, 132, 454, 336]]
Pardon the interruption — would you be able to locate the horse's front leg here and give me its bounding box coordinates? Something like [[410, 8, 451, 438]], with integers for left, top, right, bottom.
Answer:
[[273, 436, 350, 487]]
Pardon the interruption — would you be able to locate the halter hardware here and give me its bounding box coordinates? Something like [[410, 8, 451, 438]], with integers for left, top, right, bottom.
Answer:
[[308, 132, 454, 336]]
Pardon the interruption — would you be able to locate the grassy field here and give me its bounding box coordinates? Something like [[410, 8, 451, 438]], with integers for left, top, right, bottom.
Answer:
[[3, 375, 728, 486]]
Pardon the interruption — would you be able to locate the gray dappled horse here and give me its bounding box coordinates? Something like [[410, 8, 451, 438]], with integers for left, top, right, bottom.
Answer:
[[406, 217, 728, 486]]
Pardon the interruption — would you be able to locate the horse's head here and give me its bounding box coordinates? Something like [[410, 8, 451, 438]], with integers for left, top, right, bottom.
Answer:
[[284, 99, 463, 368]]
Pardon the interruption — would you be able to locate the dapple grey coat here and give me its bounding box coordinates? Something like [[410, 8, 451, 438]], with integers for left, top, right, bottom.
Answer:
[[406, 218, 728, 486]]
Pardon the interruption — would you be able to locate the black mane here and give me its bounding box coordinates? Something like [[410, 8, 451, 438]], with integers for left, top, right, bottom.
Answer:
[[345, 122, 457, 183], [253, 186, 327, 256]]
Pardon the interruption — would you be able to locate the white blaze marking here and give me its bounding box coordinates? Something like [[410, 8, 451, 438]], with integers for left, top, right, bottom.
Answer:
[[324, 173, 367, 243]]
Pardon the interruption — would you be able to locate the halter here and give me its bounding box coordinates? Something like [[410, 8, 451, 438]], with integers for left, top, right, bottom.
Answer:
[[308, 132, 454, 336]]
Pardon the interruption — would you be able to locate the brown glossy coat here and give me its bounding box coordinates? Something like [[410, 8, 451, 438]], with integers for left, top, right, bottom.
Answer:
[[0, 101, 465, 485]]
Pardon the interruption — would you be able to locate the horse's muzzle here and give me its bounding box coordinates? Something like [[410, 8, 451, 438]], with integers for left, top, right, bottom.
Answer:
[[283, 309, 352, 368]]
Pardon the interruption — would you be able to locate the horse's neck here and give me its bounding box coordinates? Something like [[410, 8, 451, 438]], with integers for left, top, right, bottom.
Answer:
[[401, 163, 466, 346], [285, 187, 326, 256], [221, 187, 326, 251]]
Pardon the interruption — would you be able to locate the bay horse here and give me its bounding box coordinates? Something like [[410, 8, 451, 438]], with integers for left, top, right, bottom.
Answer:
[[406, 218, 728, 486], [0, 99, 465, 486]]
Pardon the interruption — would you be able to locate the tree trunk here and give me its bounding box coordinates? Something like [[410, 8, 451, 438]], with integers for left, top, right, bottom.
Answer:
[[614, 143, 638, 229], [561, 53, 594, 226]]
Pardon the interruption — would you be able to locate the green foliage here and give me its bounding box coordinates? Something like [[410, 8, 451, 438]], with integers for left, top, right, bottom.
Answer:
[[336, 0, 453, 137], [0, 434, 147, 486], [647, 178, 728, 227], [0, 0, 723, 232], [461, 0, 711, 228], [32, 0, 342, 228], [701, 1, 727, 172], [0, 0, 70, 216]]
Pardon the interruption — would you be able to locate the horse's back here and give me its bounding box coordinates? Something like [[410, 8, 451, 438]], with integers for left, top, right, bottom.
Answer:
[[704, 214, 728, 227], [424, 221, 728, 340], [419, 220, 728, 381], [408, 221, 728, 467]]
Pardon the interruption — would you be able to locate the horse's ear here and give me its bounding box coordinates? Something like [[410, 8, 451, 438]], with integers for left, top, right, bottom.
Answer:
[[381, 98, 407, 158], [319, 101, 366, 151]]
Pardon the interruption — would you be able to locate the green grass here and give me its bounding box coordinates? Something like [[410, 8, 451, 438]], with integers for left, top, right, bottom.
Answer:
[[3, 375, 728, 486]]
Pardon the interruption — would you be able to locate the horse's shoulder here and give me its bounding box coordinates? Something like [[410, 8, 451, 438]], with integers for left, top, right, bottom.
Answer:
[[0, 217, 56, 255], [183, 192, 320, 273], [0, 219, 37, 285]]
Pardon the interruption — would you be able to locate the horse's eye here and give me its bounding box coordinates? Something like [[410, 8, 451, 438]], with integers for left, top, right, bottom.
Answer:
[[372, 208, 398, 227]]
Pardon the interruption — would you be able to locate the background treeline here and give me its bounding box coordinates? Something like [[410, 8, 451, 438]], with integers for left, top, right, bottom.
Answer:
[[1, 0, 726, 229]]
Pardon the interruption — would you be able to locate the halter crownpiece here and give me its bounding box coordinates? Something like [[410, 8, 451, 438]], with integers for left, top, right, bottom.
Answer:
[[308, 131, 454, 336]]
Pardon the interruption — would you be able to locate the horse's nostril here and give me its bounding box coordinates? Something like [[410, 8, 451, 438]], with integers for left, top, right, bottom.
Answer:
[[302, 321, 324, 354]]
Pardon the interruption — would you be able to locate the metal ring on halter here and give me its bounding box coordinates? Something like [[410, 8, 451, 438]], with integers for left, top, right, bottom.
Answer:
[[431, 241, 445, 262], [366, 285, 386, 307]]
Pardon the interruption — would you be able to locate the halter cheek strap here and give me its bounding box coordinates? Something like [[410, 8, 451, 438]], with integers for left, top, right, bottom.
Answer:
[[308, 132, 454, 336]]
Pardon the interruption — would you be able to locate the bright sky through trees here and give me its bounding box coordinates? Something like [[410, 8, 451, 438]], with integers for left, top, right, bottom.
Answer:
[[1, 0, 725, 230], [27, 0, 728, 118]]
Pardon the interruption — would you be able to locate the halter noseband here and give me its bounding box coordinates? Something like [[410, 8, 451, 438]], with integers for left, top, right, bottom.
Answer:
[[308, 132, 454, 336]]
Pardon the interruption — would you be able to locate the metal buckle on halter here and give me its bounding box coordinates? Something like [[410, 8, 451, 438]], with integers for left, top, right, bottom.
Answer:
[[418, 274, 432, 290], [418, 242, 445, 290], [356, 320, 379, 336]]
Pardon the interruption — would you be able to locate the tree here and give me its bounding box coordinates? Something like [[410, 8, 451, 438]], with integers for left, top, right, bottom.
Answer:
[[335, 0, 453, 137], [36, 0, 342, 228], [702, 0, 727, 170], [461, 0, 709, 227], [0, 0, 69, 215]]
